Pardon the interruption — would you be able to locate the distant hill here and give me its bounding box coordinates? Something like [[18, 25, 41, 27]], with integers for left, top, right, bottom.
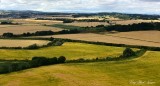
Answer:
[[0, 10, 160, 20]]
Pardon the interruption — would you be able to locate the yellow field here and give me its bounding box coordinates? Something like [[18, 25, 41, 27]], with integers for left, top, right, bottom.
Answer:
[[0, 51, 159, 86], [0, 42, 124, 60], [0, 39, 50, 47], [37, 30, 160, 47], [0, 25, 63, 35]]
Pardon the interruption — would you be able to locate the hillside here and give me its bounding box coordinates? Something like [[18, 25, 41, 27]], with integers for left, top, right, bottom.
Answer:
[[0, 51, 159, 86]]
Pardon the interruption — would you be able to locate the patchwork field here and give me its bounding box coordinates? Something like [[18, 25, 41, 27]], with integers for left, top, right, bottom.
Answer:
[[0, 42, 124, 60], [0, 25, 63, 35], [0, 39, 50, 47], [0, 51, 159, 86], [39, 31, 160, 47]]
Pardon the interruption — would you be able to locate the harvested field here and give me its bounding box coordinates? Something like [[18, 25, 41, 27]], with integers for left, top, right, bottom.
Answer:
[[0, 25, 63, 35], [13, 19, 63, 25], [65, 22, 109, 27], [113, 20, 160, 25], [0, 39, 49, 47], [38, 31, 160, 47]]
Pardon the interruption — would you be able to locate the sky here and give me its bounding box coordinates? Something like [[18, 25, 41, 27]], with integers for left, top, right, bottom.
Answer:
[[0, 0, 160, 14]]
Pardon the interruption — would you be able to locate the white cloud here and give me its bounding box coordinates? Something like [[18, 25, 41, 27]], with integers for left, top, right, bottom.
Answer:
[[0, 0, 160, 14]]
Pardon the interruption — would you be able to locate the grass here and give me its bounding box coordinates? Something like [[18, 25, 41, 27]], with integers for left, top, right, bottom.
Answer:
[[0, 51, 159, 86], [51, 24, 83, 30], [0, 42, 125, 60]]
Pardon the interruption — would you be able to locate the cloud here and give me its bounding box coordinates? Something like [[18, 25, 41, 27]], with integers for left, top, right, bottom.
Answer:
[[139, 0, 160, 2], [0, 0, 160, 14]]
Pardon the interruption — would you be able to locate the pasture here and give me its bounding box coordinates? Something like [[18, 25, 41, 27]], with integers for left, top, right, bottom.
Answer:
[[0, 51, 159, 86], [0, 39, 50, 47], [0, 42, 125, 60]]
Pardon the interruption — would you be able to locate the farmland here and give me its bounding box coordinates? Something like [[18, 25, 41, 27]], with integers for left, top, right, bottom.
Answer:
[[0, 39, 50, 47], [0, 51, 159, 86], [0, 25, 63, 35], [12, 19, 63, 25], [0, 10, 160, 86], [38, 30, 160, 47], [0, 42, 124, 60], [64, 20, 160, 27]]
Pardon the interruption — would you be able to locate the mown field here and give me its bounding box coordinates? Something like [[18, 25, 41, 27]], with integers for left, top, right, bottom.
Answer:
[[0, 51, 159, 86], [38, 30, 160, 47], [64, 20, 160, 27], [65, 22, 109, 27], [0, 25, 63, 35], [12, 19, 63, 25], [0, 39, 49, 47], [0, 42, 125, 60]]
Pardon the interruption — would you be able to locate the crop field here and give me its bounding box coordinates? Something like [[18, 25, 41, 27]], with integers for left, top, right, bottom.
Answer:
[[64, 20, 160, 27], [0, 39, 50, 47], [39, 30, 160, 47], [12, 19, 63, 25], [0, 42, 125, 60], [0, 51, 159, 86], [0, 25, 63, 35], [112, 20, 160, 25], [65, 22, 109, 27]]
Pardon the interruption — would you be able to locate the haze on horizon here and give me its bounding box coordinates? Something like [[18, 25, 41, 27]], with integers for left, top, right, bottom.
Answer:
[[0, 0, 160, 14]]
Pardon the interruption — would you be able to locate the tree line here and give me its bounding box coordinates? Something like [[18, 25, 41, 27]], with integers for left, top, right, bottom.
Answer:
[[0, 56, 66, 74]]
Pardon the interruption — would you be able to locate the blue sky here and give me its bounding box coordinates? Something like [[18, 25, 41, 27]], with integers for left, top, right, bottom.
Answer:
[[0, 0, 160, 14]]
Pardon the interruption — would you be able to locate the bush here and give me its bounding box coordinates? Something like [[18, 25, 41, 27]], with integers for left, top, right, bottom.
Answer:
[[58, 56, 66, 63], [31, 57, 49, 67], [48, 57, 58, 64], [25, 44, 39, 49], [2, 33, 14, 38], [123, 48, 135, 58]]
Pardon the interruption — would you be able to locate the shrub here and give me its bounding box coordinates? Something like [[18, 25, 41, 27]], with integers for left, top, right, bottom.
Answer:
[[31, 57, 49, 67], [25, 44, 39, 49], [2, 33, 14, 38], [48, 57, 58, 64], [123, 48, 135, 58], [58, 56, 66, 63]]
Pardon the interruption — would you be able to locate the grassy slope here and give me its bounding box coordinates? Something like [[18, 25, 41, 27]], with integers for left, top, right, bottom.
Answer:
[[0, 51, 159, 86], [0, 42, 124, 60]]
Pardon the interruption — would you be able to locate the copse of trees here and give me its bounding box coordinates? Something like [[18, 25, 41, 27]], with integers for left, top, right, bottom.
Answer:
[[0, 56, 66, 74], [105, 22, 160, 32], [122, 48, 136, 58], [2, 32, 14, 38]]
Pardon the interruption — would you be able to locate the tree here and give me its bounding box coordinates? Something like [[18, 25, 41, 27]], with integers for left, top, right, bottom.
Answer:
[[123, 48, 135, 58], [2, 33, 14, 38], [58, 56, 66, 63]]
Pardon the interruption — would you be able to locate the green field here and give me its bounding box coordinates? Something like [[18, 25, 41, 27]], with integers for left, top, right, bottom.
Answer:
[[0, 42, 125, 60], [0, 51, 159, 86]]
